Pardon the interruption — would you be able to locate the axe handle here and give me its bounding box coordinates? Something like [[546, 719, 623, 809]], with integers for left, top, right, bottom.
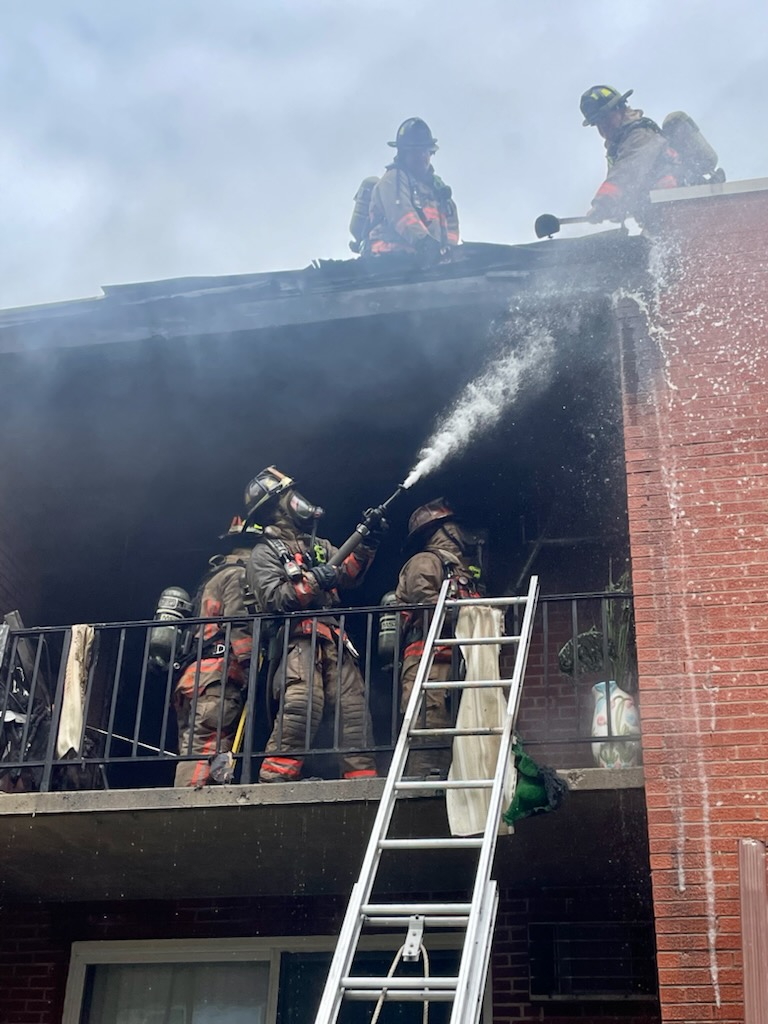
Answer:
[[231, 704, 248, 755]]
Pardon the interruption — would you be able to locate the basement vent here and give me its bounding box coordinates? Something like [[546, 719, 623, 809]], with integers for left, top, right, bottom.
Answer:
[[528, 921, 657, 1001]]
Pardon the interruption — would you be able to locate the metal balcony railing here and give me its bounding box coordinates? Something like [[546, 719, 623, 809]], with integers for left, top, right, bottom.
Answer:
[[0, 592, 639, 794]]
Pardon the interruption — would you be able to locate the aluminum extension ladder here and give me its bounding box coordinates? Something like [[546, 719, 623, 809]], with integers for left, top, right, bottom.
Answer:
[[314, 575, 540, 1024]]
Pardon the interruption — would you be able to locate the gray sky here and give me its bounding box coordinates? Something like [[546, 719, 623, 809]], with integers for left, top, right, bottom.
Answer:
[[0, 0, 765, 308]]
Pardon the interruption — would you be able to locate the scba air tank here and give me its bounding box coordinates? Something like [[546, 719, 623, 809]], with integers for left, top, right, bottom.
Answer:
[[662, 111, 720, 180], [377, 591, 400, 668], [148, 586, 193, 670], [349, 176, 379, 252]]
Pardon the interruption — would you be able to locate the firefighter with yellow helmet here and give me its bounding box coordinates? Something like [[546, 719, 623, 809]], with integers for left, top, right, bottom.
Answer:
[[395, 498, 481, 778], [580, 85, 684, 227]]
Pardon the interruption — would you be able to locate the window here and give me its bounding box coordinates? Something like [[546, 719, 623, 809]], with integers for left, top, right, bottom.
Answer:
[[529, 921, 657, 1001], [83, 961, 269, 1024], [64, 941, 275, 1024], [64, 937, 490, 1024]]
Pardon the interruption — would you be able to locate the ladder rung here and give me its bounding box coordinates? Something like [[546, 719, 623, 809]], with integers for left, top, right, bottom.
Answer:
[[362, 902, 471, 916], [361, 915, 469, 928], [345, 990, 455, 1002], [409, 726, 503, 738], [437, 636, 519, 646], [424, 678, 507, 690], [445, 596, 527, 607], [342, 976, 458, 990], [379, 837, 482, 850], [396, 778, 493, 791]]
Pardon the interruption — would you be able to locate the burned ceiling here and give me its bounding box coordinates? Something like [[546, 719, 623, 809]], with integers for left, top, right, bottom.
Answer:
[[0, 233, 649, 624]]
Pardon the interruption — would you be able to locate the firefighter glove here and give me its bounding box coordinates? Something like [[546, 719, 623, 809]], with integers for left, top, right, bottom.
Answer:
[[363, 506, 389, 537], [309, 565, 339, 591]]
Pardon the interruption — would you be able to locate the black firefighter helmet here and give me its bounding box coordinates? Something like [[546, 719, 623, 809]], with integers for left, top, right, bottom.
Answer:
[[388, 117, 439, 152], [580, 85, 634, 126], [243, 466, 324, 528]]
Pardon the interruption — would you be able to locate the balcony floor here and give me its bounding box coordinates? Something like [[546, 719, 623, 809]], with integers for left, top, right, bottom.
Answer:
[[0, 768, 646, 901]]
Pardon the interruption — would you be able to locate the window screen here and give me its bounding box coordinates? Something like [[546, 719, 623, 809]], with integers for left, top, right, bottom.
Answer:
[[81, 960, 270, 1024], [529, 921, 656, 999]]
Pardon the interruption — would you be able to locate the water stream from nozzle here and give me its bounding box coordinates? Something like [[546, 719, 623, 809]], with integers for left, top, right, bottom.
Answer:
[[402, 324, 555, 489]]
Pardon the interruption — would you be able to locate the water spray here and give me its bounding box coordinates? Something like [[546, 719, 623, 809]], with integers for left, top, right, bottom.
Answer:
[[329, 325, 555, 565]]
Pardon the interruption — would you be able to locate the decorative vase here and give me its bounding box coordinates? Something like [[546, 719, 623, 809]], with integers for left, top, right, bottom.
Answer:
[[591, 680, 641, 768]]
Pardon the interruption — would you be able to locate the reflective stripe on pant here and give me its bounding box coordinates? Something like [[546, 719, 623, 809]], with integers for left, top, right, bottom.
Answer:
[[174, 681, 244, 788], [400, 656, 453, 776], [259, 637, 376, 781]]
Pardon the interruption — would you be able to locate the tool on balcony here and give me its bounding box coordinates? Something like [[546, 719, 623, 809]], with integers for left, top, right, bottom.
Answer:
[[313, 575, 539, 1024], [209, 703, 248, 784], [534, 213, 591, 238]]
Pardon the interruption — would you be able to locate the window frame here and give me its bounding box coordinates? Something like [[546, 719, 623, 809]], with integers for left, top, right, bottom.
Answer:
[[63, 934, 492, 1024]]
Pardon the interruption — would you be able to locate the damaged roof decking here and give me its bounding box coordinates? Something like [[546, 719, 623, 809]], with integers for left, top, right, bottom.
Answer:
[[0, 232, 648, 353], [0, 232, 647, 625]]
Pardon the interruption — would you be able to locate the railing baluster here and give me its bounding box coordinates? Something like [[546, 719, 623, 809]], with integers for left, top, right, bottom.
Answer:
[[333, 615, 345, 754], [105, 629, 126, 765], [40, 629, 72, 793], [362, 612, 373, 748], [131, 629, 153, 758], [17, 634, 44, 776], [240, 617, 262, 785], [214, 620, 233, 755], [158, 626, 180, 763]]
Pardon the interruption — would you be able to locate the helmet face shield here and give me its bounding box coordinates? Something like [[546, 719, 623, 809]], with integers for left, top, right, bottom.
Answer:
[[284, 488, 325, 526]]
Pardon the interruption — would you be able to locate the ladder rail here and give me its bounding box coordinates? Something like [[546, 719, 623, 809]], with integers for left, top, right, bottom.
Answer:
[[314, 576, 540, 1024], [312, 578, 454, 1024], [449, 574, 540, 1024]]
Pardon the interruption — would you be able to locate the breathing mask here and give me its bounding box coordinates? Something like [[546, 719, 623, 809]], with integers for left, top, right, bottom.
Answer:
[[282, 488, 325, 528]]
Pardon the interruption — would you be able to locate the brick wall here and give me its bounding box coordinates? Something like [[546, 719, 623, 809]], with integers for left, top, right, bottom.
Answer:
[[619, 186, 768, 1023], [0, 886, 658, 1024]]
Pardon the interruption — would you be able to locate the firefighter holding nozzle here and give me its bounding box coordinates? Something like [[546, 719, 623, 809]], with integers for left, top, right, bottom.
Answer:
[[245, 467, 385, 783]]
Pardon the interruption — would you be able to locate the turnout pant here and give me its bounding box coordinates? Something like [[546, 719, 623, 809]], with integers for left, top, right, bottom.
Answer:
[[174, 681, 244, 788], [400, 656, 453, 777], [260, 636, 376, 782]]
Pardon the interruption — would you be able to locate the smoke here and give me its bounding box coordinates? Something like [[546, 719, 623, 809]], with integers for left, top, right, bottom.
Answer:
[[402, 323, 555, 489]]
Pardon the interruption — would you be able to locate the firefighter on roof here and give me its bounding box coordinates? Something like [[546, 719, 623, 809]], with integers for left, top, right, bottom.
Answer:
[[581, 85, 683, 227], [245, 467, 380, 783], [396, 498, 482, 778], [174, 517, 259, 788], [366, 118, 459, 262]]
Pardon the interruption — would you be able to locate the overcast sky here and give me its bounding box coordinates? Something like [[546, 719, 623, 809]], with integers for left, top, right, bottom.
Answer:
[[0, 0, 765, 309]]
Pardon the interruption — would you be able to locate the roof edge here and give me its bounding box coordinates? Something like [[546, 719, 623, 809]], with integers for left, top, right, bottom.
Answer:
[[650, 176, 768, 205]]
